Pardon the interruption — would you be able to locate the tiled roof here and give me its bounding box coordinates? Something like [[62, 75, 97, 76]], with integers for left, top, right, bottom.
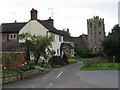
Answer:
[[1, 20, 71, 41], [1, 22, 27, 33], [61, 43, 74, 49], [1, 41, 26, 52], [57, 30, 71, 42], [71, 35, 88, 49], [38, 20, 63, 36]]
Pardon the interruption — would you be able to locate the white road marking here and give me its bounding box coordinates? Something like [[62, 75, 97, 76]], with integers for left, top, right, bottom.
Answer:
[[49, 83, 53, 86], [57, 71, 63, 78]]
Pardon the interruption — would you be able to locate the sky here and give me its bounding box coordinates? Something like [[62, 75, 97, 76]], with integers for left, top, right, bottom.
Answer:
[[0, 0, 119, 37]]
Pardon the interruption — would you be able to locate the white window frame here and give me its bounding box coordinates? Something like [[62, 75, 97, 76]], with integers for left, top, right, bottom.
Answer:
[[59, 35, 62, 42], [9, 33, 17, 40], [51, 33, 55, 40]]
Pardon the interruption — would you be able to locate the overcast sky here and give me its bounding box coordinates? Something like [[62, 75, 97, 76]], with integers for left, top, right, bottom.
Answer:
[[0, 0, 119, 36]]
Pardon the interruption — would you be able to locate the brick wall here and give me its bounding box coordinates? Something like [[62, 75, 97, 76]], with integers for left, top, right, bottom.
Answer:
[[2, 52, 25, 67], [0, 33, 8, 41]]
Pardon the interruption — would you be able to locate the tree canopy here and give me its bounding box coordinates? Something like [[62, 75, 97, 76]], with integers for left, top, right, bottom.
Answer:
[[102, 24, 120, 62]]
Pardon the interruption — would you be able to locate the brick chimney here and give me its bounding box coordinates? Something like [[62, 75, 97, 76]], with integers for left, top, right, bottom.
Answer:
[[47, 17, 54, 26], [30, 8, 38, 20]]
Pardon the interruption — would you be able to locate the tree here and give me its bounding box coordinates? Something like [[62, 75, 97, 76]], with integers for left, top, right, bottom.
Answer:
[[102, 24, 120, 62], [18, 33, 53, 65], [18, 33, 31, 60]]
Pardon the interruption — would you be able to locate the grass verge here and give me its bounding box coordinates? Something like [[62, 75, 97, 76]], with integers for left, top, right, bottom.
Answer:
[[69, 57, 92, 61], [80, 63, 120, 70]]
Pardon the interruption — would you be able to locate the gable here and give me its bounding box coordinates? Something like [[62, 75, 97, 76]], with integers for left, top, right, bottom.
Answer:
[[19, 20, 49, 36]]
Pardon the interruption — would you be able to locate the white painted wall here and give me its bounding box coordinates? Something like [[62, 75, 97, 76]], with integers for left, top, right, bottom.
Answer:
[[50, 33, 63, 56], [19, 20, 63, 56], [19, 20, 48, 37]]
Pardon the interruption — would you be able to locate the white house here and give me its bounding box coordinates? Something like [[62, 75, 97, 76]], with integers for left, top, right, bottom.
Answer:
[[19, 8, 64, 56]]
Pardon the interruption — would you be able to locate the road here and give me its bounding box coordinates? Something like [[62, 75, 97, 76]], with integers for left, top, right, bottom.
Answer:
[[3, 61, 118, 88]]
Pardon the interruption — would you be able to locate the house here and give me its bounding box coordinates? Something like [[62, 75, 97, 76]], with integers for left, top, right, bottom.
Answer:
[[0, 22, 27, 61], [71, 34, 88, 49], [71, 34, 88, 55], [0, 8, 74, 60]]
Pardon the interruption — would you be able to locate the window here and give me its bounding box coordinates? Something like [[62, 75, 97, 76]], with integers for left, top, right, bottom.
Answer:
[[46, 31, 49, 36], [57, 49, 59, 55], [90, 23, 92, 28], [9, 34, 17, 40], [71, 49, 74, 56], [51, 33, 55, 40], [99, 32, 101, 35], [99, 39, 101, 42], [59, 35, 62, 42], [98, 22, 101, 27]]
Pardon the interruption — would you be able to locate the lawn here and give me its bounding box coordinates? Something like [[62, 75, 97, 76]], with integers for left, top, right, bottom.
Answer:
[[80, 63, 120, 70], [69, 57, 92, 61]]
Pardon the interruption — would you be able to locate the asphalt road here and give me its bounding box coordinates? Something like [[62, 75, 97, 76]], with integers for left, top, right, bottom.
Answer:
[[3, 61, 118, 88]]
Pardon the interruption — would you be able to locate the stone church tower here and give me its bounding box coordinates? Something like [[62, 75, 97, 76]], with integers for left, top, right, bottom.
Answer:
[[87, 16, 105, 53]]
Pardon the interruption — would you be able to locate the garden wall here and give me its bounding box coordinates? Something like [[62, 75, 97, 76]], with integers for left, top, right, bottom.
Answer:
[[1, 69, 41, 85], [83, 56, 107, 66]]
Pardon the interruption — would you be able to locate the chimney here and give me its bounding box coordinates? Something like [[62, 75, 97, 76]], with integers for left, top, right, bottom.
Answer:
[[67, 28, 70, 35], [30, 8, 38, 20], [48, 17, 54, 26]]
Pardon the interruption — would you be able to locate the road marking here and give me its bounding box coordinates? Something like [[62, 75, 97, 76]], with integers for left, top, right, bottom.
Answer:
[[57, 71, 63, 78], [49, 83, 53, 86]]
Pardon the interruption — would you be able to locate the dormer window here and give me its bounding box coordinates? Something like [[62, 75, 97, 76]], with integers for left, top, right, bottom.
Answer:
[[9, 33, 17, 40]]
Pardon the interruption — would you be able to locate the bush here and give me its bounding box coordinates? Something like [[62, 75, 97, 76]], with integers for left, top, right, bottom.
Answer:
[[48, 56, 64, 67], [63, 54, 69, 64]]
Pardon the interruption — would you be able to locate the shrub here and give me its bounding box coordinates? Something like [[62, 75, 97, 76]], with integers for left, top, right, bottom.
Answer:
[[63, 54, 69, 64], [48, 56, 64, 67]]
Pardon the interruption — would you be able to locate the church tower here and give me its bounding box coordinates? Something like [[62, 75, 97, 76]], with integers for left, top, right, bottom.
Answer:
[[87, 16, 105, 53]]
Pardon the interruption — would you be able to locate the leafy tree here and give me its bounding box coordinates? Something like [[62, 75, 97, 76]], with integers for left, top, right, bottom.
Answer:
[[18, 33, 31, 60], [18, 33, 53, 65], [102, 24, 120, 62]]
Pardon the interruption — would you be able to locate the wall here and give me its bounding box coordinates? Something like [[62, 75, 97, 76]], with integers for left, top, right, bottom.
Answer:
[[19, 20, 48, 38], [0, 33, 8, 41], [2, 52, 25, 67], [0, 33, 18, 42]]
